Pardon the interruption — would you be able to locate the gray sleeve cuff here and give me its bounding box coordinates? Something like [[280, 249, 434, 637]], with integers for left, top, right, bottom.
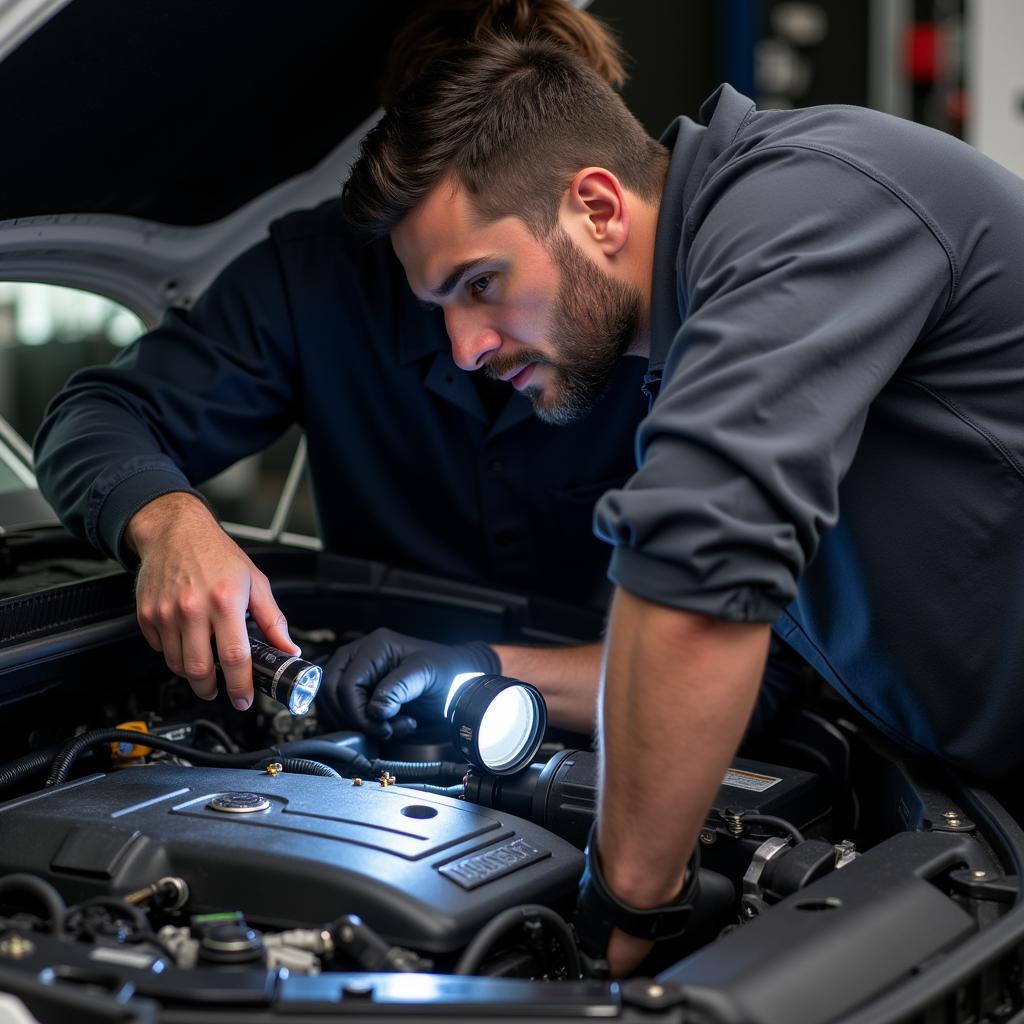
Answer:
[[607, 545, 785, 623]]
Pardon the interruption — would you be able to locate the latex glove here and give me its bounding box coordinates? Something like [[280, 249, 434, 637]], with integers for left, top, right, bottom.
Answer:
[[318, 628, 500, 739]]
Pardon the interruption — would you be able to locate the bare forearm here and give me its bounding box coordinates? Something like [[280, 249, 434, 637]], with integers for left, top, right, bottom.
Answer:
[[598, 588, 771, 906], [490, 643, 602, 734]]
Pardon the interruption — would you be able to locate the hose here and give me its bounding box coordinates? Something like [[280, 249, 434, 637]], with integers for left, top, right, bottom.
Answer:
[[278, 740, 372, 774], [46, 728, 468, 787], [742, 813, 805, 845], [371, 760, 468, 784], [0, 874, 67, 936], [454, 904, 581, 978], [46, 729, 285, 786], [192, 719, 239, 753], [254, 756, 340, 779], [0, 750, 53, 792], [394, 783, 465, 798]]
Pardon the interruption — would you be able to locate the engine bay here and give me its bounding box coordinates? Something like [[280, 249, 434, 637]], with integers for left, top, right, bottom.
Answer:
[[1, 542, 1023, 1024]]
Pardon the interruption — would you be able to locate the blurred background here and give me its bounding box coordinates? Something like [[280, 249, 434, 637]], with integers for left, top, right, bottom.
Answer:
[[1, 0, 1019, 534]]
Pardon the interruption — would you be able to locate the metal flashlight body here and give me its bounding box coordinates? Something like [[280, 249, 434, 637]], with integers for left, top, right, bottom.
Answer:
[[247, 637, 322, 716]]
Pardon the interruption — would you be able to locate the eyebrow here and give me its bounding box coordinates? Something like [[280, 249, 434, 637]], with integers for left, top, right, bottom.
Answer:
[[431, 256, 496, 300]]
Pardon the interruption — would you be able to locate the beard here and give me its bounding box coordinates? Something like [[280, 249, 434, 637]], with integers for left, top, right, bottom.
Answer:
[[484, 228, 643, 425]]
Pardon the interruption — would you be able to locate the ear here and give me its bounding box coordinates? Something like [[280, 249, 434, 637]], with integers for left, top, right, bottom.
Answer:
[[565, 167, 630, 257]]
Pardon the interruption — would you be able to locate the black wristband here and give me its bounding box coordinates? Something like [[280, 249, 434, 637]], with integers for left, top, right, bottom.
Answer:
[[573, 823, 700, 960]]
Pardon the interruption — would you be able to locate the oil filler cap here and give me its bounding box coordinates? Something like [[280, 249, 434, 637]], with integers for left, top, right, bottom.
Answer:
[[208, 792, 271, 814]]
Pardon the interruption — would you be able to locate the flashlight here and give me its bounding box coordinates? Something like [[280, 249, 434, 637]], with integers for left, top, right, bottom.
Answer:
[[444, 672, 546, 775], [232, 637, 322, 716]]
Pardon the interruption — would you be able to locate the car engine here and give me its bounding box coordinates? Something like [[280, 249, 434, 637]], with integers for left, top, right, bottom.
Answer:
[[1, 540, 1022, 1024]]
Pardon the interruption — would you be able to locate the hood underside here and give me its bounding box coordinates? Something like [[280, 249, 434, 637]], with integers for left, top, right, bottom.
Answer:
[[2, 0, 418, 225]]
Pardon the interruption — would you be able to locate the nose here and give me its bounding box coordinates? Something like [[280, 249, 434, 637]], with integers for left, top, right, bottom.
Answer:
[[445, 308, 501, 371]]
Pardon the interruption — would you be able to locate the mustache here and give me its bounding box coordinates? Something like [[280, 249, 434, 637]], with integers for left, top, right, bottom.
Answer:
[[484, 350, 551, 381]]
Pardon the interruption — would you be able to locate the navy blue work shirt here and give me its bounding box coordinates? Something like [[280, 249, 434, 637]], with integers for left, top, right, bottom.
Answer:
[[34, 200, 648, 607], [596, 85, 1024, 781]]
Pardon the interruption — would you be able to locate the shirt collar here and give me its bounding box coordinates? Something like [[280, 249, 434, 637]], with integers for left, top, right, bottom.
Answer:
[[397, 300, 450, 366], [645, 84, 757, 391]]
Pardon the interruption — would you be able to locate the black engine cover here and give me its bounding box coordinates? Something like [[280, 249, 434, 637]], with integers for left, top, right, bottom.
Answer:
[[0, 766, 583, 952]]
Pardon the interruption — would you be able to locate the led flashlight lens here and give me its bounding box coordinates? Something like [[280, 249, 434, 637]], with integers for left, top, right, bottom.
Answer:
[[446, 673, 546, 776], [477, 685, 538, 773], [289, 665, 322, 716]]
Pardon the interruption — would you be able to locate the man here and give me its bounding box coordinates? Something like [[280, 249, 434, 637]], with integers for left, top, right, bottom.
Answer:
[[31, 1, 645, 721], [338, 36, 1024, 974]]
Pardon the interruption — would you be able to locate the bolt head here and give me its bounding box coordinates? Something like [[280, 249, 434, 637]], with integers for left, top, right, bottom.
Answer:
[[0, 935, 34, 959], [972, 870, 988, 879], [647, 984, 665, 998]]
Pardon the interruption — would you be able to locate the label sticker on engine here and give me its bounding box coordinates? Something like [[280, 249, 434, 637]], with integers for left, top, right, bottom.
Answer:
[[438, 838, 550, 890], [722, 768, 783, 793], [90, 946, 156, 970]]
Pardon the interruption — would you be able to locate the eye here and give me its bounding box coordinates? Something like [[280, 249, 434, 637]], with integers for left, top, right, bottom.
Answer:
[[469, 274, 494, 297]]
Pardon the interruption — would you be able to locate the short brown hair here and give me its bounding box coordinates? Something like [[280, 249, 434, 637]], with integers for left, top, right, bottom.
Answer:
[[381, 0, 628, 107], [344, 35, 667, 238]]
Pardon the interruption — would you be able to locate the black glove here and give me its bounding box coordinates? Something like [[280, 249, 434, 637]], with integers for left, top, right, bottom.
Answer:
[[317, 628, 500, 739], [574, 824, 699, 973]]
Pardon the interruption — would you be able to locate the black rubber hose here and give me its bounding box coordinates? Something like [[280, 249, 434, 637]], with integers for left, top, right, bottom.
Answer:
[[0, 749, 53, 791], [46, 729, 284, 787], [278, 740, 373, 774], [254, 757, 340, 779], [47, 728, 463, 787], [0, 874, 66, 936], [394, 783, 465, 798], [454, 904, 581, 978], [192, 719, 239, 753], [371, 759, 468, 784], [742, 813, 805, 845]]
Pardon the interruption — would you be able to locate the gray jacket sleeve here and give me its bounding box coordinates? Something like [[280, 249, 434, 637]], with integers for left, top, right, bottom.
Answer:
[[596, 147, 953, 621], [32, 240, 298, 563]]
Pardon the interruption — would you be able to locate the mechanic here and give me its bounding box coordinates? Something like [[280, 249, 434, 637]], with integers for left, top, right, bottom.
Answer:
[[31, 1, 645, 728], [338, 37, 1024, 975]]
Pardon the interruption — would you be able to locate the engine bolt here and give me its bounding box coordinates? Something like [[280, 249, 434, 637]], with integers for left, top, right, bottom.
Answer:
[[647, 984, 665, 998], [699, 828, 717, 845], [723, 808, 745, 837], [972, 870, 988, 879], [0, 935, 34, 959], [265, 762, 283, 776], [943, 810, 960, 820]]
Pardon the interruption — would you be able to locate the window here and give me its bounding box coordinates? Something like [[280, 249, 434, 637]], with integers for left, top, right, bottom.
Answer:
[[0, 282, 144, 447]]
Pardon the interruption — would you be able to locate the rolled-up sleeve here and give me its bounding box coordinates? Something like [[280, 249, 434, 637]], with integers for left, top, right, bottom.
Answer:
[[596, 146, 953, 620]]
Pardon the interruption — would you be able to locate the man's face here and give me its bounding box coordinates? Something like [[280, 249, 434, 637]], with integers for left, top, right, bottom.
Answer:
[[392, 178, 642, 425]]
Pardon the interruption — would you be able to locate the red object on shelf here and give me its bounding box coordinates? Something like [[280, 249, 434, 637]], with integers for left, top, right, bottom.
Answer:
[[905, 23, 944, 84]]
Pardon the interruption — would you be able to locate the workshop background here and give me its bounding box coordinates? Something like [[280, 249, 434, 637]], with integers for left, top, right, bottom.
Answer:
[[1, 0, 1020, 537]]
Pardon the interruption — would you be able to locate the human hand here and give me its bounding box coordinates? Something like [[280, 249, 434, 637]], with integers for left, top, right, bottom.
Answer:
[[127, 492, 299, 709], [605, 928, 653, 978], [317, 628, 500, 739]]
